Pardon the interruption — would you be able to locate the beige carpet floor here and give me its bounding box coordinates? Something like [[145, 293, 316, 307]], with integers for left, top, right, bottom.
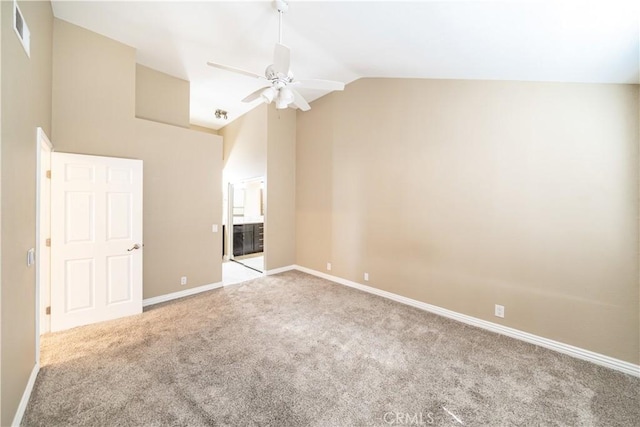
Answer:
[[23, 271, 639, 426]]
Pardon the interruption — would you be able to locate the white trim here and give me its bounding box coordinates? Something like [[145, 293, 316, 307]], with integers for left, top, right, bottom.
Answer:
[[37, 127, 53, 150], [35, 128, 52, 365], [265, 265, 296, 275], [11, 363, 39, 427], [142, 282, 223, 307], [293, 265, 640, 378]]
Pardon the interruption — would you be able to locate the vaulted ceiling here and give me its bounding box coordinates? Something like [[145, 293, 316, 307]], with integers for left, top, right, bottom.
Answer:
[[52, 1, 640, 130]]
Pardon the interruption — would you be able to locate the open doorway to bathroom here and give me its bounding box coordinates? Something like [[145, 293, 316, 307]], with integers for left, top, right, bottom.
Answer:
[[222, 177, 265, 284]]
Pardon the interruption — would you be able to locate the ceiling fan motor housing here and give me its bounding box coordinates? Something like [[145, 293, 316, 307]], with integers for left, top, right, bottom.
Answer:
[[275, 0, 289, 14]]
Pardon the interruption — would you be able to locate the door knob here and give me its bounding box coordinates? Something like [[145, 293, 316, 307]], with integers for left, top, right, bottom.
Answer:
[[127, 243, 142, 251]]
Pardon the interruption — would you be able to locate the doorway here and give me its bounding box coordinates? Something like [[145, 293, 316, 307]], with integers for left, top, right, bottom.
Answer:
[[222, 177, 265, 284]]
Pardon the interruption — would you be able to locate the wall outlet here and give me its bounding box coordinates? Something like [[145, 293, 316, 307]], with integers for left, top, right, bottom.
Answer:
[[326, 262, 332, 271], [364, 273, 369, 281], [495, 304, 505, 318], [180, 276, 187, 285]]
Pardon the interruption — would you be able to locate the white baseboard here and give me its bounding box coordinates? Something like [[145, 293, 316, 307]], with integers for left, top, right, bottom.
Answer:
[[265, 265, 296, 275], [143, 282, 223, 307], [12, 363, 40, 426], [293, 265, 640, 378]]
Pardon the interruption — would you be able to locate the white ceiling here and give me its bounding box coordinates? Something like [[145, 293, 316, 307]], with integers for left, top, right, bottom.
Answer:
[[51, 1, 640, 130]]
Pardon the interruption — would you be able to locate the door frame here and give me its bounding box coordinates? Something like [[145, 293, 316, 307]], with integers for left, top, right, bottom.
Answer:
[[228, 177, 266, 274], [227, 177, 265, 261], [227, 182, 235, 261], [35, 127, 53, 361]]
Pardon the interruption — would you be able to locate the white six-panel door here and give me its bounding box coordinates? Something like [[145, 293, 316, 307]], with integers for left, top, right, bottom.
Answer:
[[51, 153, 143, 332]]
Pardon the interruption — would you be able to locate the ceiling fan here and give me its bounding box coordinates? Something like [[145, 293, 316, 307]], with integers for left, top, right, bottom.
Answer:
[[207, 0, 344, 112]]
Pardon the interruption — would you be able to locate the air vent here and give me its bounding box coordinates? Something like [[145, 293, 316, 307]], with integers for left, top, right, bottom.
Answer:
[[13, 0, 30, 57]]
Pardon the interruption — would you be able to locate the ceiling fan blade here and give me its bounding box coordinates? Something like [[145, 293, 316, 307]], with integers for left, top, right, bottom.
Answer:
[[207, 61, 263, 80], [273, 43, 290, 75], [241, 85, 271, 103], [291, 88, 311, 112], [297, 79, 345, 91]]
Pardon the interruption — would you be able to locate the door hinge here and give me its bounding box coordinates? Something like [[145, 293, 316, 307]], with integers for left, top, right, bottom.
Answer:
[[46, 170, 51, 179], [46, 238, 51, 247], [46, 306, 51, 315]]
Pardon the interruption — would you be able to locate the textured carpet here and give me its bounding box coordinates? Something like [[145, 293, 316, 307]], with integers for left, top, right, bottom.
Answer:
[[23, 271, 639, 426]]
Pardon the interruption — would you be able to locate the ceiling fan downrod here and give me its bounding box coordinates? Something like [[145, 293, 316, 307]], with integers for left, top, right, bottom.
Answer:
[[276, 0, 288, 45]]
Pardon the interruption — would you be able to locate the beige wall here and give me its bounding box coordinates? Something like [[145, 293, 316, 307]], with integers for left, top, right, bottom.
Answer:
[[190, 124, 219, 135], [220, 104, 267, 184], [219, 105, 267, 257], [53, 19, 223, 299], [265, 106, 296, 271], [135, 64, 190, 128], [296, 78, 640, 364], [296, 95, 334, 274], [1, 1, 53, 425], [218, 104, 296, 269]]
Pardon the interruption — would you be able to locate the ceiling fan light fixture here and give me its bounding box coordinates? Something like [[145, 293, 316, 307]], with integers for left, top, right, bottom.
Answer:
[[261, 87, 276, 104], [275, 98, 288, 109], [278, 87, 294, 106]]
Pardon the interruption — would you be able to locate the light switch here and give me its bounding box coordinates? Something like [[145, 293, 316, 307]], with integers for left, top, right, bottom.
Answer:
[[212, 224, 218, 233]]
